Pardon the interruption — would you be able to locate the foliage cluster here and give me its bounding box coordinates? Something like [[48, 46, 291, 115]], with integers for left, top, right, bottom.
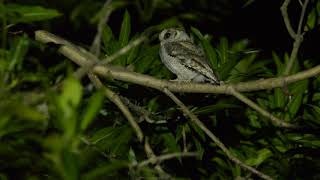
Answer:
[[0, 0, 320, 179]]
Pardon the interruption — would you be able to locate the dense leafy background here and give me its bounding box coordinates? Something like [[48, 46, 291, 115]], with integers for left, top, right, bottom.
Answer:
[[1, 0, 320, 179]]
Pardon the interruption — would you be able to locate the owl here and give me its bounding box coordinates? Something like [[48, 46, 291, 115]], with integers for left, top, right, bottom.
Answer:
[[159, 28, 220, 85]]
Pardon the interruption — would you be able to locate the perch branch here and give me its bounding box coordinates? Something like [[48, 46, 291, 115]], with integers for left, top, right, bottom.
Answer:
[[36, 30, 314, 128], [162, 88, 273, 180], [35, 30, 320, 94]]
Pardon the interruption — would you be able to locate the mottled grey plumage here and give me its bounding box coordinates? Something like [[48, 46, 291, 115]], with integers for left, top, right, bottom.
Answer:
[[159, 28, 220, 84]]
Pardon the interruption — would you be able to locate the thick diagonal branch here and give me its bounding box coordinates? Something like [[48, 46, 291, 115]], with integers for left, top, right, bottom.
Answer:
[[162, 88, 273, 180]]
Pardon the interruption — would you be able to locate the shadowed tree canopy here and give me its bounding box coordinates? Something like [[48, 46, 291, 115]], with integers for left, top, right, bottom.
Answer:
[[1, 0, 320, 179]]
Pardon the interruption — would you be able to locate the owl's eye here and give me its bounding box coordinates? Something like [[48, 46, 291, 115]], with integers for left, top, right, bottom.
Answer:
[[164, 32, 171, 39]]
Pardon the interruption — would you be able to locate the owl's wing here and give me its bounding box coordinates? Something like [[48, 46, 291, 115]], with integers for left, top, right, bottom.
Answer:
[[164, 41, 219, 84]]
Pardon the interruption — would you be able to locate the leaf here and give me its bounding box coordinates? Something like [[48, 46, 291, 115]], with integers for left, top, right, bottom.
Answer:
[[191, 27, 218, 68], [89, 125, 133, 157], [189, 122, 205, 141], [83, 161, 128, 180], [61, 150, 79, 180], [102, 25, 119, 55], [218, 37, 228, 64], [133, 45, 159, 73], [59, 77, 83, 109], [4, 4, 61, 23], [147, 96, 159, 112], [126, 39, 141, 64], [8, 34, 29, 72], [217, 55, 239, 81], [194, 102, 240, 115], [245, 148, 272, 166], [305, 0, 320, 31], [272, 52, 284, 75], [56, 77, 83, 138], [287, 80, 308, 118], [119, 10, 131, 47], [162, 133, 181, 153], [274, 88, 285, 108], [80, 91, 104, 131]]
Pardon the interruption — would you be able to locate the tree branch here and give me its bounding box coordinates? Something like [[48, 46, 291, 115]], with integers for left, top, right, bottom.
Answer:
[[44, 37, 313, 128], [227, 86, 298, 128], [281, 0, 309, 75], [137, 152, 199, 168], [35, 30, 320, 94], [90, 0, 113, 57], [87, 73, 144, 142], [281, 0, 296, 39], [162, 88, 273, 180]]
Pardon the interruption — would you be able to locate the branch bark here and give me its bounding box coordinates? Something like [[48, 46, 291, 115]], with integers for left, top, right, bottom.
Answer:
[[162, 88, 273, 180]]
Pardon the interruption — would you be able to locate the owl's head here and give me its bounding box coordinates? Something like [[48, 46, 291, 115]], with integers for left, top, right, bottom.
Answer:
[[159, 28, 191, 42]]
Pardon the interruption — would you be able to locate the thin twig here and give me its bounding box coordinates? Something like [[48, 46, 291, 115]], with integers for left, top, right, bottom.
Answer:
[[162, 88, 273, 180], [297, 0, 309, 35], [281, 0, 309, 75], [226, 86, 298, 128], [144, 137, 170, 178], [137, 152, 199, 168], [281, 0, 296, 39], [80, 136, 110, 159], [74, 36, 146, 78], [90, 0, 113, 56], [119, 96, 167, 124]]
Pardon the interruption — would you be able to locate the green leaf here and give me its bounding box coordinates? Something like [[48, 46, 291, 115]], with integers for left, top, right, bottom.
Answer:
[[80, 91, 104, 131], [274, 88, 285, 108], [162, 133, 181, 153], [8, 34, 29, 72], [189, 122, 205, 141], [126, 40, 141, 64], [133, 45, 159, 73], [61, 150, 79, 180], [271, 52, 284, 74], [147, 96, 159, 112], [4, 4, 61, 23], [83, 161, 128, 180], [245, 148, 272, 166], [217, 56, 239, 81], [287, 80, 308, 118], [57, 77, 83, 138], [59, 77, 83, 108], [218, 37, 228, 64], [194, 102, 240, 115], [190, 27, 204, 39], [191, 27, 218, 68], [305, 0, 320, 31], [119, 10, 131, 47], [90, 125, 132, 157], [102, 25, 115, 46]]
